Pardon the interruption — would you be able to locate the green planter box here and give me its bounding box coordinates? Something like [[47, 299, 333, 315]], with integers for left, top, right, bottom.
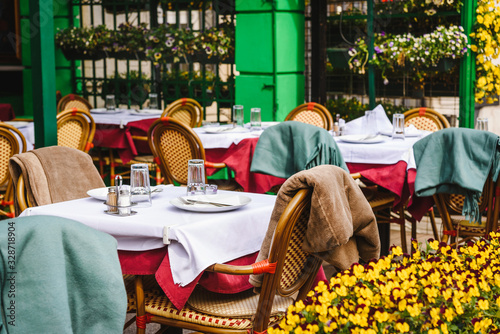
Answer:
[[327, 48, 350, 69]]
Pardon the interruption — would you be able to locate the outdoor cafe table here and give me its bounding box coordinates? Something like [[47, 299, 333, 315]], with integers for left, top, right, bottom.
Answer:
[[19, 185, 278, 309]]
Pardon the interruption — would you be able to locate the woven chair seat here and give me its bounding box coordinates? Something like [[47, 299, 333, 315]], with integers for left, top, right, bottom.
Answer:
[[187, 286, 293, 318], [144, 289, 285, 330], [451, 216, 488, 234]]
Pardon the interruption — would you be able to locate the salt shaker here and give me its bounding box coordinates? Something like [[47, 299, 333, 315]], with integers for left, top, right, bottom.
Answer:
[[118, 188, 131, 215], [106, 187, 118, 213]]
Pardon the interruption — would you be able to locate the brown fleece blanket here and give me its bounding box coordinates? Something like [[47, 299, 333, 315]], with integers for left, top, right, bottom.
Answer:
[[9, 146, 105, 215], [249, 165, 380, 287]]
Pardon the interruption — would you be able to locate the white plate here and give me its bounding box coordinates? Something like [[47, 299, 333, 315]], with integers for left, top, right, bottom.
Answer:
[[170, 194, 252, 212], [90, 108, 123, 114], [87, 185, 166, 201], [337, 134, 388, 144], [4, 121, 31, 128], [203, 127, 250, 134], [130, 109, 163, 115]]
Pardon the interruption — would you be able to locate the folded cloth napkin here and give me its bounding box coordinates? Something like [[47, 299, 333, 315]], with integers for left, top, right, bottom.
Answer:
[[9, 146, 105, 215], [413, 128, 500, 223], [343, 104, 393, 135], [250, 121, 348, 178], [249, 165, 380, 287]]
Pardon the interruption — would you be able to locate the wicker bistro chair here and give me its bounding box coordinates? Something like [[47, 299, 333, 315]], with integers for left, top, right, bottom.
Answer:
[[148, 117, 240, 190], [162, 98, 203, 128], [57, 108, 96, 153], [433, 173, 500, 245], [284, 102, 334, 131], [56, 93, 92, 113], [0, 123, 27, 217], [403, 107, 450, 132], [403, 107, 451, 242], [134, 188, 322, 334]]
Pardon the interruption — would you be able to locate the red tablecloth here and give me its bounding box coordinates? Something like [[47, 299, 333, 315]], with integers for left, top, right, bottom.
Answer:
[[93, 118, 156, 164], [0, 104, 15, 121], [119, 248, 327, 310], [205, 137, 286, 193], [405, 168, 435, 221]]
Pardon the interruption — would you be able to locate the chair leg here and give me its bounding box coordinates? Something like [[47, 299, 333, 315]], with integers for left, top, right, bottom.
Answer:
[[428, 207, 440, 240]]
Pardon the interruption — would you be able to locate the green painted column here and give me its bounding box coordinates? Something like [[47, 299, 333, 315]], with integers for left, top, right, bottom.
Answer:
[[367, 0, 375, 110], [29, 0, 58, 147], [235, 0, 305, 122], [459, 0, 477, 128]]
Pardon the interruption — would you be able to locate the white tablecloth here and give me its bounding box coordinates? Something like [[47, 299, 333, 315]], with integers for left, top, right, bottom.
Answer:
[[194, 127, 262, 149], [334, 135, 427, 168], [20, 185, 276, 286], [90, 109, 159, 127]]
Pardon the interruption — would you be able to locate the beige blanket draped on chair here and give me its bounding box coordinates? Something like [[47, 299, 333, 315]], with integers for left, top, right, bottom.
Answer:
[[8, 146, 105, 215], [250, 165, 380, 287]]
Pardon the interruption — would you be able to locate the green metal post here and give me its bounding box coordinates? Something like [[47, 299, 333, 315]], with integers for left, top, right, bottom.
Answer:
[[29, 0, 58, 147], [367, 0, 375, 109], [459, 0, 476, 128]]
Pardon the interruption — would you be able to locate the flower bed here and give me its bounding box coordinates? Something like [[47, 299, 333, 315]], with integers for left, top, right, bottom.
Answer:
[[270, 234, 500, 334]]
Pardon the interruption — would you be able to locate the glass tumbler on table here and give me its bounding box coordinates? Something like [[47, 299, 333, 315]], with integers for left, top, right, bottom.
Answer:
[[392, 113, 405, 140], [476, 117, 489, 131], [130, 163, 152, 207], [363, 110, 378, 137], [250, 108, 261, 129], [105, 95, 116, 111], [149, 93, 159, 110], [187, 159, 206, 196], [233, 105, 244, 127]]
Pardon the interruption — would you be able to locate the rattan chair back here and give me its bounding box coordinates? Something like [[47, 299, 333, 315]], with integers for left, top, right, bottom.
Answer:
[[57, 108, 96, 153], [162, 98, 203, 128], [0, 123, 27, 217], [148, 117, 205, 185], [56, 94, 92, 113], [403, 107, 450, 132], [254, 188, 322, 329], [284, 102, 334, 130]]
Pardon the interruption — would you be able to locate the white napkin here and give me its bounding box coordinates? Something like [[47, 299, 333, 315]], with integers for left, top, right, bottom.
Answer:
[[343, 104, 392, 135]]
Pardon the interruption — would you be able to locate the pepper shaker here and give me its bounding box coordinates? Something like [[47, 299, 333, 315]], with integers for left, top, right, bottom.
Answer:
[[106, 187, 118, 213]]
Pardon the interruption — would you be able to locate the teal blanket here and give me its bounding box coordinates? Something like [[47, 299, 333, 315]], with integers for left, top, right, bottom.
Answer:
[[250, 121, 348, 178], [0, 216, 127, 334], [413, 128, 500, 223]]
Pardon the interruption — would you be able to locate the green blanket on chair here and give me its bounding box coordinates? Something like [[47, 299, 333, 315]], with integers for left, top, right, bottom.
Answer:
[[0, 216, 127, 334], [413, 128, 500, 223], [250, 121, 348, 178]]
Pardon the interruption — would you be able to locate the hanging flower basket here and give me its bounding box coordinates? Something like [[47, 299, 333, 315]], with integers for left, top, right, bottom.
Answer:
[[102, 0, 149, 13], [326, 48, 350, 69], [61, 49, 106, 61]]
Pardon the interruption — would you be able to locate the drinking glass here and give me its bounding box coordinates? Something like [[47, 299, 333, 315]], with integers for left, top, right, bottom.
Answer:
[[363, 110, 378, 136], [130, 163, 152, 207], [233, 105, 244, 127], [105, 95, 116, 111], [250, 108, 261, 129], [476, 117, 489, 131], [392, 113, 405, 140], [149, 93, 159, 110], [187, 159, 206, 196]]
